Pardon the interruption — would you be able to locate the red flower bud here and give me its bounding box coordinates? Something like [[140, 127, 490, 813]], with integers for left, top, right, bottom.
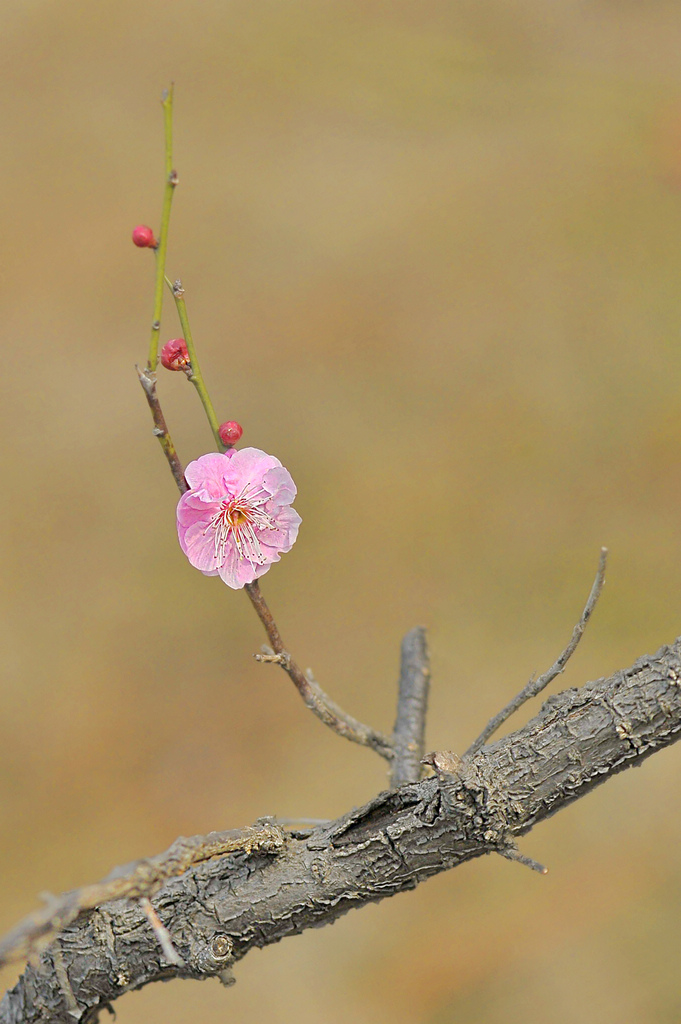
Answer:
[[160, 338, 190, 371], [218, 421, 243, 446], [132, 224, 157, 248]]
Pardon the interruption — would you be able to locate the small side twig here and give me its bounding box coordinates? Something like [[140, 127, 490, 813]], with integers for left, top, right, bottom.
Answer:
[[465, 547, 608, 757], [498, 844, 548, 875], [390, 626, 431, 788], [136, 365, 188, 494], [245, 581, 394, 762], [139, 898, 184, 966]]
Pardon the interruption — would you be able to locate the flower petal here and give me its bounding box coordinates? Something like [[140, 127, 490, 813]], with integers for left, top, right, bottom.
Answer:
[[176, 446, 301, 586], [184, 453, 232, 498], [179, 521, 221, 573], [262, 466, 297, 505]]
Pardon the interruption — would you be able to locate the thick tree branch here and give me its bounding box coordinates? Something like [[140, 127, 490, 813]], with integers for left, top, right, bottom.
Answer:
[[0, 824, 286, 970], [3, 637, 681, 1023]]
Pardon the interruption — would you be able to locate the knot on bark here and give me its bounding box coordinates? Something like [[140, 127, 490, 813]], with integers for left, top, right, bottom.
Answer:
[[183, 929, 235, 982], [424, 749, 516, 848]]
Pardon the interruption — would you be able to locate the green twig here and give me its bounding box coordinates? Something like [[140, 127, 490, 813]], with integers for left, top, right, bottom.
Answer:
[[169, 277, 225, 451], [147, 85, 178, 370]]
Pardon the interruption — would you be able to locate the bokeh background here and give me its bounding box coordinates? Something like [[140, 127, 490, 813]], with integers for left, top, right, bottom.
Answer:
[[2, 2, 681, 1021]]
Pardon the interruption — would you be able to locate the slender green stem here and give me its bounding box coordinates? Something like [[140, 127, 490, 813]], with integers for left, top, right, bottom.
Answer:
[[169, 278, 225, 451], [147, 85, 178, 370]]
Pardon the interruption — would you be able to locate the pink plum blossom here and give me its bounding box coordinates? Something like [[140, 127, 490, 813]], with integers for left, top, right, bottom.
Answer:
[[177, 448, 301, 589]]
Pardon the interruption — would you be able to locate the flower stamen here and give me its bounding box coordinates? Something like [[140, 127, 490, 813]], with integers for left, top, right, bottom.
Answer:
[[206, 485, 276, 568]]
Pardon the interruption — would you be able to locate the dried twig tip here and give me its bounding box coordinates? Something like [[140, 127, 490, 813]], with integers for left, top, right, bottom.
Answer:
[[499, 845, 548, 875]]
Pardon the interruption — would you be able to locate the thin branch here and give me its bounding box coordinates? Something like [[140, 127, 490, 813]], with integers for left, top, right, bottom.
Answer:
[[139, 303, 392, 764], [390, 626, 431, 788], [170, 279, 224, 450], [136, 366, 188, 494], [465, 547, 608, 757], [135, 97, 390, 768], [147, 86, 178, 370], [139, 899, 184, 967], [245, 580, 394, 761]]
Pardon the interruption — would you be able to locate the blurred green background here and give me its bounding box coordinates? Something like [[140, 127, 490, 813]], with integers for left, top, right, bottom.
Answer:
[[2, 1, 681, 1021]]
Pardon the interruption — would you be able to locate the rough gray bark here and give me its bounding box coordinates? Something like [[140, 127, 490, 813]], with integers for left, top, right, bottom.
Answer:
[[3, 638, 681, 1023], [391, 626, 431, 787]]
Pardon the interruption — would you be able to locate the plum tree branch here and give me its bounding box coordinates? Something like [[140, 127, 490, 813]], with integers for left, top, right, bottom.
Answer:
[[3, 636, 681, 1023]]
